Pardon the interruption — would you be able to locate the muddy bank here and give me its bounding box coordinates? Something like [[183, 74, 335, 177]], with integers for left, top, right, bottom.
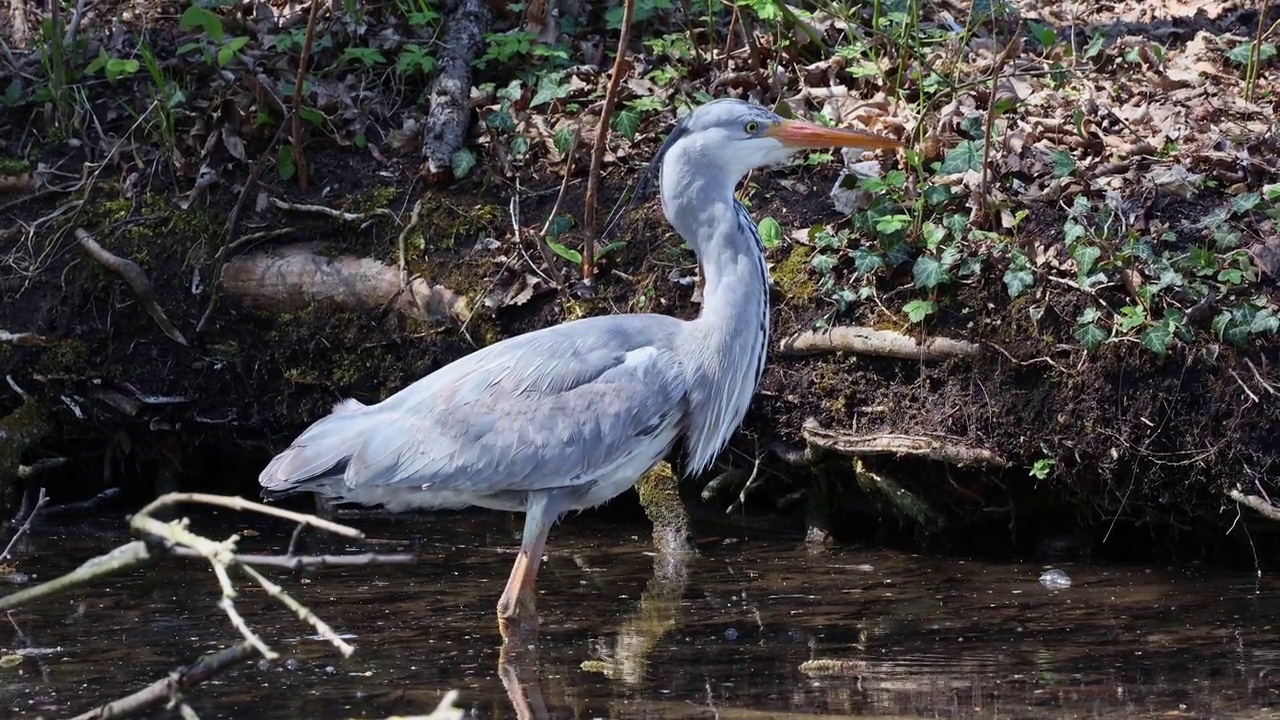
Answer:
[[2, 0, 1278, 563]]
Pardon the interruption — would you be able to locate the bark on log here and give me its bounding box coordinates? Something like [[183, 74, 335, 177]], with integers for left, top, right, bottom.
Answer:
[[778, 326, 979, 361], [422, 0, 490, 179], [802, 418, 1008, 468], [219, 244, 471, 324]]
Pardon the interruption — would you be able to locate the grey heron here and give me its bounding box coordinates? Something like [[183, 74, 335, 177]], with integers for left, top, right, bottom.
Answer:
[[259, 98, 899, 638]]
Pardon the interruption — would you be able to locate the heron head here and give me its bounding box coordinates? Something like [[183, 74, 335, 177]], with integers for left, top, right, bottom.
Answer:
[[654, 98, 900, 190]]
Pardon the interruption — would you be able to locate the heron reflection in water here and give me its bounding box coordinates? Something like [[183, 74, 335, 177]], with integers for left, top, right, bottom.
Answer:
[[259, 98, 900, 639]]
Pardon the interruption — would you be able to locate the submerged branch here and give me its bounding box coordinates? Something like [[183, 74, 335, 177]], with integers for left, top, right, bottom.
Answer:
[[802, 419, 1009, 468], [68, 642, 257, 720], [778, 326, 979, 361]]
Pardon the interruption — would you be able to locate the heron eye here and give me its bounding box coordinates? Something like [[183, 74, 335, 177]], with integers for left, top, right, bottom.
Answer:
[[743, 121, 761, 134]]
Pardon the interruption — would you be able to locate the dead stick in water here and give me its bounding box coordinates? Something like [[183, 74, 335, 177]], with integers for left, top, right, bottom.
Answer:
[[76, 228, 189, 346], [778, 326, 978, 360], [69, 641, 257, 720], [581, 0, 634, 282]]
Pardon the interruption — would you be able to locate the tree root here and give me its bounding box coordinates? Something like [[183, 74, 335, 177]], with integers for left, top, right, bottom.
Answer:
[[778, 326, 979, 360], [802, 418, 1009, 468], [422, 0, 490, 180], [76, 228, 189, 346], [220, 244, 471, 324]]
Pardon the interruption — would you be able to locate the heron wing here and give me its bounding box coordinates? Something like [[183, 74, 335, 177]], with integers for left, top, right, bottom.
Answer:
[[340, 314, 688, 497]]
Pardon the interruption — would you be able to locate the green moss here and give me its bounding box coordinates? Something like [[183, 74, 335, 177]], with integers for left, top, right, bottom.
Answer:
[[635, 461, 691, 555], [344, 186, 400, 214], [0, 156, 31, 176], [414, 193, 501, 252], [37, 341, 89, 377], [0, 397, 53, 487], [771, 245, 818, 301]]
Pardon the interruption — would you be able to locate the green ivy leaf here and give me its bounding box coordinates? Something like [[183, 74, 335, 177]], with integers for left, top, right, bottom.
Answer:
[[920, 221, 946, 250], [1140, 323, 1172, 357], [810, 253, 837, 276], [912, 254, 947, 289], [1116, 305, 1148, 332], [450, 147, 476, 178], [852, 247, 885, 276], [611, 108, 641, 141], [1003, 265, 1034, 298], [903, 299, 936, 323], [1250, 308, 1279, 335], [531, 71, 569, 107], [756, 216, 782, 249], [939, 140, 983, 173], [1073, 316, 1107, 351], [1072, 244, 1101, 277]]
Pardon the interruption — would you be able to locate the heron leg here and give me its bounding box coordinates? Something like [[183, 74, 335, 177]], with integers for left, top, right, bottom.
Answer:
[[497, 493, 560, 640]]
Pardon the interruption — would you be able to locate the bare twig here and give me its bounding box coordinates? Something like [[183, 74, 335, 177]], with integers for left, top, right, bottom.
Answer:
[[978, 32, 1022, 219], [0, 540, 154, 611], [68, 642, 257, 720], [1, 488, 48, 561], [76, 228, 189, 346], [398, 197, 424, 286], [802, 419, 1009, 468], [240, 564, 354, 657], [133, 492, 364, 539], [291, 0, 324, 191], [0, 330, 55, 345], [581, 0, 634, 283], [778, 326, 979, 360], [271, 197, 396, 224]]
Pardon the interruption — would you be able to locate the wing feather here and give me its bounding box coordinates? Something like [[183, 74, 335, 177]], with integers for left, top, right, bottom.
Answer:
[[338, 315, 688, 498]]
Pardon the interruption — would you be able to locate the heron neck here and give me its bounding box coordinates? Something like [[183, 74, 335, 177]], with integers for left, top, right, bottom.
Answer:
[[664, 178, 771, 476]]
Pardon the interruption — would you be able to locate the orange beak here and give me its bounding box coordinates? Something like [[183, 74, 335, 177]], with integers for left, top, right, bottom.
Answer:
[[767, 119, 901, 151]]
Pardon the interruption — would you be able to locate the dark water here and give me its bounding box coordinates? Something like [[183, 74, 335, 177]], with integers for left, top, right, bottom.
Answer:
[[2, 509, 1278, 719]]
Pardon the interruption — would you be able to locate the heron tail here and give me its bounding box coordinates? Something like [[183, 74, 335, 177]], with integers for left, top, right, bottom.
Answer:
[[259, 398, 371, 496]]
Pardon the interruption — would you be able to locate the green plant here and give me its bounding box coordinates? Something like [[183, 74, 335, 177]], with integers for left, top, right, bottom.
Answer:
[[178, 6, 250, 68], [1029, 457, 1056, 480]]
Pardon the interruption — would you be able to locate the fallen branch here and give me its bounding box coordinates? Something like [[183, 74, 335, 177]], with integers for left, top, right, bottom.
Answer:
[[0, 540, 154, 611], [778, 326, 979, 361], [167, 547, 417, 570], [422, 0, 490, 179], [1227, 489, 1280, 522], [581, 0, 634, 282], [220, 244, 471, 324], [802, 418, 1009, 468], [76, 228, 189, 346], [68, 642, 257, 720], [0, 330, 55, 346]]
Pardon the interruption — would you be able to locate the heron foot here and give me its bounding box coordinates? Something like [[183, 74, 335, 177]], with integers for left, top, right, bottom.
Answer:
[[497, 585, 540, 643]]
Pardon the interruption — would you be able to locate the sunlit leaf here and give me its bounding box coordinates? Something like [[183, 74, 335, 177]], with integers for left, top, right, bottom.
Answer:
[[903, 299, 936, 323], [1140, 324, 1172, 357], [546, 239, 581, 264], [756, 216, 782, 249], [912, 254, 947, 289]]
